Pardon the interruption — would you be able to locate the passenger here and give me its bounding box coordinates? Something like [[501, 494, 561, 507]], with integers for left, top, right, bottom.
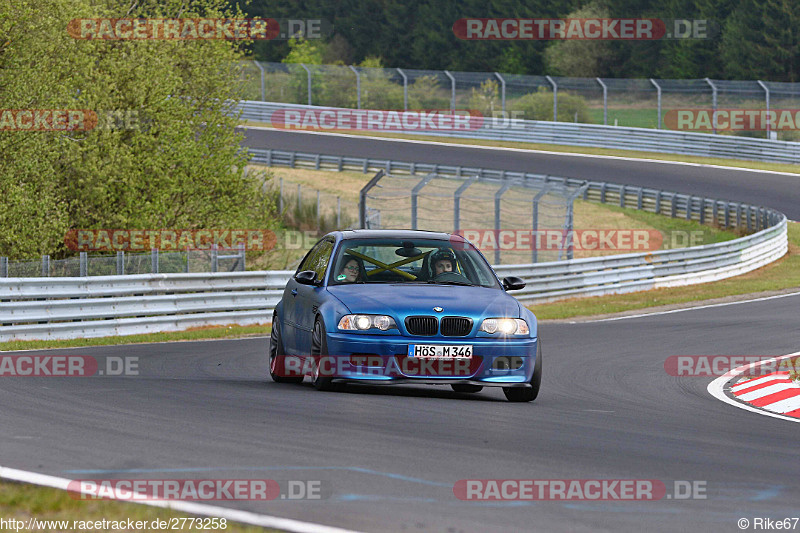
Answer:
[[337, 257, 361, 283]]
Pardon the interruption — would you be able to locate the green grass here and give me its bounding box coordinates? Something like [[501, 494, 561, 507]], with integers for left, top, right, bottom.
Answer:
[[0, 324, 269, 352], [586, 107, 661, 129], [530, 222, 800, 320], [0, 480, 271, 532]]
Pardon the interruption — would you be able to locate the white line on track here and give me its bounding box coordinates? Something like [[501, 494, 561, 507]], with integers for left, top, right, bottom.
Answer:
[[578, 291, 800, 323], [707, 351, 800, 424], [242, 126, 800, 177], [0, 466, 361, 533]]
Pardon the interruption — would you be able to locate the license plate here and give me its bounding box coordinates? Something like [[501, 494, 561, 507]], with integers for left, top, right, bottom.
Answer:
[[408, 344, 473, 358]]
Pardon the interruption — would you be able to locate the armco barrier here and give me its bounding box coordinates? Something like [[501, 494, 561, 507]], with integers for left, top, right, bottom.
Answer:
[[238, 101, 800, 164], [0, 219, 787, 340]]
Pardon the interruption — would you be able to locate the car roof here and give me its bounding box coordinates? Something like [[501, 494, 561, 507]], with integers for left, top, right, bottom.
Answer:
[[333, 229, 455, 241]]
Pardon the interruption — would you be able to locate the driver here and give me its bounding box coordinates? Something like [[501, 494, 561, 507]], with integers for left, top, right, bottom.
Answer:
[[431, 249, 457, 277]]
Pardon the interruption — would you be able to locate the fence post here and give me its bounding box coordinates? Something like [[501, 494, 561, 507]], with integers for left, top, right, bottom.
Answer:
[[0, 257, 7, 277], [705, 78, 717, 134], [757, 80, 770, 139], [494, 72, 506, 113], [650, 79, 662, 129], [531, 184, 552, 263], [279, 177, 283, 214], [359, 170, 385, 228], [453, 176, 477, 233], [80, 252, 87, 276], [211, 244, 218, 273], [596, 78, 608, 125], [546, 75, 558, 121], [397, 68, 408, 110], [444, 70, 456, 112], [494, 180, 516, 264], [565, 185, 589, 260], [239, 243, 246, 271], [350, 65, 361, 109], [151, 248, 159, 273], [300, 63, 312, 105], [116, 251, 124, 275], [253, 60, 266, 101], [41, 255, 50, 277], [411, 173, 436, 230]]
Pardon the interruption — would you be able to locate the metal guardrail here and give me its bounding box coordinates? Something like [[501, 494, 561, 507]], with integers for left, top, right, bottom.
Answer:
[[239, 100, 800, 164], [0, 150, 787, 340], [0, 217, 786, 340], [0, 271, 292, 341]]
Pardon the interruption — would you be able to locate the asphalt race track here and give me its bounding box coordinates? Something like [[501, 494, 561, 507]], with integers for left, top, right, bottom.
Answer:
[[2, 132, 799, 532], [241, 128, 800, 220]]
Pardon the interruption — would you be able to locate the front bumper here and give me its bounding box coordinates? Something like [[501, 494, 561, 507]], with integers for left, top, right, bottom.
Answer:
[[323, 331, 538, 386]]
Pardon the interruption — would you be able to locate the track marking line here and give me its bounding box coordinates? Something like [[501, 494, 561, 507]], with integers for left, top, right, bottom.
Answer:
[[242, 126, 800, 177], [0, 466, 361, 533], [707, 351, 800, 423], [580, 291, 800, 323]]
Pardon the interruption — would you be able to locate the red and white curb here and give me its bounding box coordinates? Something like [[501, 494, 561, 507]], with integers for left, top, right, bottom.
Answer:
[[708, 351, 800, 424], [730, 372, 800, 417]]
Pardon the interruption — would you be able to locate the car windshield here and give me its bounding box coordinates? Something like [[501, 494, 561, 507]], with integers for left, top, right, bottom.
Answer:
[[329, 238, 500, 288]]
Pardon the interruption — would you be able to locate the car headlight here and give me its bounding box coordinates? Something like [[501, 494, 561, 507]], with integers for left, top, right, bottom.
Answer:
[[338, 314, 397, 331], [479, 318, 529, 335]]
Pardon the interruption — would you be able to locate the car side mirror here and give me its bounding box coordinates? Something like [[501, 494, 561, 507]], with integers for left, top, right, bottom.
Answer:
[[295, 270, 320, 286], [502, 276, 526, 291]]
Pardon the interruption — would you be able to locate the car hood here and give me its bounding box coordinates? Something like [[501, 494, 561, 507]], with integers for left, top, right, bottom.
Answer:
[[327, 283, 521, 319]]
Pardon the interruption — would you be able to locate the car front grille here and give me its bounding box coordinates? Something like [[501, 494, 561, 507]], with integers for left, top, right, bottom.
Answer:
[[440, 316, 472, 337], [405, 316, 438, 336]]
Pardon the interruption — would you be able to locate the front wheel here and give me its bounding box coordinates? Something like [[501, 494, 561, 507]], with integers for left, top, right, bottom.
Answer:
[[311, 318, 336, 391], [503, 341, 542, 403]]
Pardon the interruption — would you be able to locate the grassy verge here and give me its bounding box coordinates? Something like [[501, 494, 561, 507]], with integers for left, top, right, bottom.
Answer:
[[0, 324, 270, 352], [530, 222, 800, 320], [242, 121, 800, 175], [0, 480, 270, 532]]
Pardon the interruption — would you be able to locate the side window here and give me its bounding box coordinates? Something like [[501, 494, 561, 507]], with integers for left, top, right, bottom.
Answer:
[[298, 239, 334, 280]]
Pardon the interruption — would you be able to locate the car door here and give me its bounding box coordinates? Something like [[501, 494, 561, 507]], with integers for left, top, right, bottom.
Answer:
[[294, 237, 335, 355], [282, 239, 327, 354]]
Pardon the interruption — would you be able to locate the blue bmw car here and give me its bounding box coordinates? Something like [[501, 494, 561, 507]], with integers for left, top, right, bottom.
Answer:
[[269, 230, 541, 402]]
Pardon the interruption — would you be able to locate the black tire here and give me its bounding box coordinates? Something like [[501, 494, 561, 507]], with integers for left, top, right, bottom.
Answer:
[[269, 316, 303, 384], [311, 318, 336, 391], [503, 341, 542, 403], [451, 384, 483, 393]]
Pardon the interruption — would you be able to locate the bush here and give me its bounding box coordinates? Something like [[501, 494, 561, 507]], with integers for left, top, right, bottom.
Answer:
[[509, 87, 592, 123]]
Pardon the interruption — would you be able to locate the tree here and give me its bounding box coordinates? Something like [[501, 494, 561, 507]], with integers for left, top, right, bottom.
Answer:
[[544, 2, 612, 77], [0, 0, 272, 259]]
